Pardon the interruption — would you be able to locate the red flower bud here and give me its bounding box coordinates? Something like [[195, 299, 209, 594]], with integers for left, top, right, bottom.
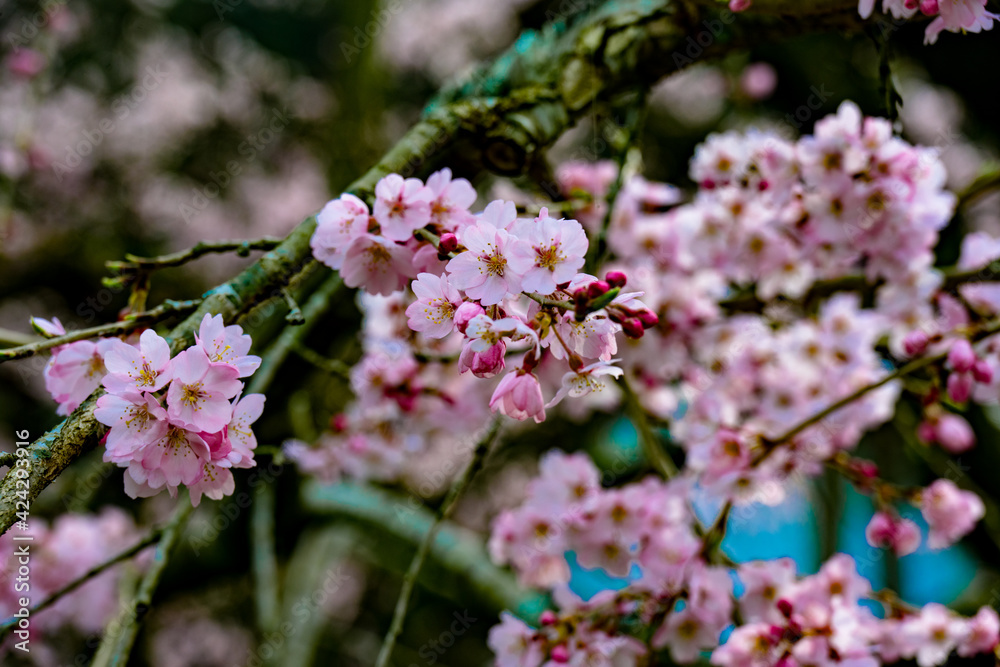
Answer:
[[621, 317, 645, 339], [605, 271, 627, 288], [438, 232, 459, 254]]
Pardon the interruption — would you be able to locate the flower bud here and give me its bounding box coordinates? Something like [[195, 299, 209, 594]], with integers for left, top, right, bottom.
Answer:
[[539, 610, 558, 626], [919, 0, 939, 15], [454, 302, 485, 334], [902, 330, 929, 357], [621, 317, 645, 339], [605, 271, 627, 288], [973, 359, 993, 385], [587, 280, 610, 300], [947, 372, 973, 403], [550, 645, 570, 663], [935, 413, 975, 453], [776, 598, 794, 618], [637, 310, 659, 329], [948, 339, 976, 373], [438, 232, 458, 254]]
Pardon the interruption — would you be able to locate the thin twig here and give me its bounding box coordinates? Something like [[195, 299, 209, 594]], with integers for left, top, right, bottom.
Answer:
[[618, 375, 678, 478], [0, 299, 201, 363], [106, 237, 283, 273], [374, 416, 503, 667], [289, 341, 352, 379], [90, 497, 195, 667], [763, 320, 1000, 453], [0, 531, 162, 640]]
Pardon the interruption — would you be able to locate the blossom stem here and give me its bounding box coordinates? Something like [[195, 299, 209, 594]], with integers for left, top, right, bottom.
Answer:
[[525, 293, 574, 311], [105, 237, 284, 273], [374, 416, 503, 667], [0, 299, 202, 363], [91, 496, 195, 667]]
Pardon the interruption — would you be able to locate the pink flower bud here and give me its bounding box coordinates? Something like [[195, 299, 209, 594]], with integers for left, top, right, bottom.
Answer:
[[902, 330, 929, 357], [621, 317, 645, 339], [550, 645, 570, 663], [587, 280, 610, 299], [973, 359, 993, 385], [776, 599, 793, 618], [331, 413, 348, 432], [948, 340, 976, 373], [934, 414, 975, 453], [539, 610, 558, 626], [729, 0, 752, 11], [453, 302, 485, 334], [438, 232, 458, 254], [947, 372, 973, 403], [605, 271, 627, 288], [919, 0, 939, 15], [637, 310, 659, 329]]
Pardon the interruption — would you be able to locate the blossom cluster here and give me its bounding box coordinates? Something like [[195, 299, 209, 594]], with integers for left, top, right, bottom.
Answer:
[[487, 451, 999, 667], [0, 508, 146, 643], [308, 168, 656, 431], [40, 314, 265, 505]]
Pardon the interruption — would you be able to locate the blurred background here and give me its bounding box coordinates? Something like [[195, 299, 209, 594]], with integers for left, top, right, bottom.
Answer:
[[1, 0, 1000, 665]]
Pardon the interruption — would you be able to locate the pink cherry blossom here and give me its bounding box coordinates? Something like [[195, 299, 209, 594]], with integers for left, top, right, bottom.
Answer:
[[404, 272, 463, 338], [340, 233, 416, 295], [489, 369, 546, 423], [545, 360, 623, 408], [166, 347, 242, 433], [864, 510, 921, 556], [136, 423, 211, 490], [311, 193, 371, 270], [373, 173, 433, 241], [95, 391, 169, 459], [425, 167, 476, 230], [458, 338, 506, 378], [921, 479, 985, 549], [447, 218, 521, 305], [195, 313, 261, 377], [44, 338, 115, 415], [227, 392, 265, 467], [102, 329, 173, 394], [508, 210, 589, 295]]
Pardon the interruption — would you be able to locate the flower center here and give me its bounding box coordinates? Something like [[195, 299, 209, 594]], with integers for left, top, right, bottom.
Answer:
[[535, 243, 563, 270], [181, 382, 206, 407]]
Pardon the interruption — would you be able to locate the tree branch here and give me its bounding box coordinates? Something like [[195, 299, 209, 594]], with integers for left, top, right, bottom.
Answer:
[[0, 299, 201, 363], [106, 237, 284, 274]]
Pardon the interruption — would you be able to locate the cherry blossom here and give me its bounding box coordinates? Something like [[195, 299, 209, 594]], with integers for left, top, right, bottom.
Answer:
[[102, 329, 174, 394], [447, 217, 522, 305], [373, 173, 433, 241]]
